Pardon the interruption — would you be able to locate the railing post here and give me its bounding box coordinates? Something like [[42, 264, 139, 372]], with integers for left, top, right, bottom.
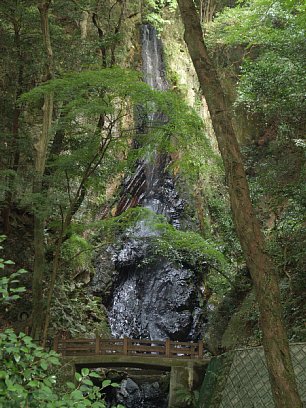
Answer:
[[123, 337, 128, 355], [165, 338, 171, 358], [95, 336, 100, 355], [198, 340, 204, 358], [62, 337, 66, 356], [54, 335, 59, 352]]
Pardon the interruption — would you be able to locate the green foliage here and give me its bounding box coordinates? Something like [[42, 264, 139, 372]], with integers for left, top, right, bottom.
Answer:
[[50, 280, 110, 337], [97, 207, 226, 272], [19, 67, 205, 224], [94, 207, 157, 238], [0, 329, 59, 408], [0, 329, 119, 408], [21, 68, 204, 139], [61, 234, 93, 278], [207, 0, 305, 48], [175, 385, 200, 407], [0, 250, 119, 408], [143, 0, 177, 31], [207, 0, 305, 340], [0, 236, 27, 304], [152, 221, 226, 269], [207, 0, 305, 128], [0, 268, 27, 305], [236, 52, 305, 124], [243, 138, 305, 272]]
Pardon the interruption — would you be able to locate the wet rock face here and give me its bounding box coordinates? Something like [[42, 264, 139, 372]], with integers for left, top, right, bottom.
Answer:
[[141, 159, 185, 229], [116, 378, 168, 408], [109, 259, 203, 341], [91, 249, 118, 302], [116, 155, 185, 228], [117, 378, 142, 408]]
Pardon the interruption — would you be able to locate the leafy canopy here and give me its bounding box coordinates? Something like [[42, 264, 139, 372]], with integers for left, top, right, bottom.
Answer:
[[207, 0, 305, 126]]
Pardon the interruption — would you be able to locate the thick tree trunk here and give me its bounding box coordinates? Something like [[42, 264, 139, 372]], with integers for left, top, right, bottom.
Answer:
[[177, 1, 302, 407], [31, 0, 54, 339]]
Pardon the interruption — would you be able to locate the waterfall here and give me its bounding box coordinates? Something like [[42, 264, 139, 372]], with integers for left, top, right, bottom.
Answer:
[[115, 25, 183, 227], [141, 24, 168, 91], [90, 23, 205, 408], [103, 24, 204, 343]]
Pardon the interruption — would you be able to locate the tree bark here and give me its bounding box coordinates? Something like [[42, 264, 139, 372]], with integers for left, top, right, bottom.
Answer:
[[177, 1, 302, 407], [31, 0, 54, 339], [92, 12, 107, 68]]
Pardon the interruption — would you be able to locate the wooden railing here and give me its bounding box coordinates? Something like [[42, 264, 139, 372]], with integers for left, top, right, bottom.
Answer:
[[54, 337, 204, 359]]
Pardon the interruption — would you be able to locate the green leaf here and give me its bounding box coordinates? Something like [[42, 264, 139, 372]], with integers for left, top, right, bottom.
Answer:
[[70, 389, 84, 400], [75, 372, 82, 382], [0, 371, 7, 379], [14, 354, 21, 363], [89, 371, 101, 378], [40, 360, 48, 370], [82, 378, 93, 386], [81, 368, 89, 377], [48, 356, 61, 365], [28, 380, 39, 388], [110, 382, 120, 388], [66, 381, 76, 390], [102, 379, 111, 388]]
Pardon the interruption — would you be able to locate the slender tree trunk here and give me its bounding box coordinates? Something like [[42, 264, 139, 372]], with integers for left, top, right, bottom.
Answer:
[[31, 0, 54, 339], [110, 1, 126, 66], [80, 11, 89, 39], [92, 12, 107, 68], [194, 176, 208, 236], [177, 1, 302, 407], [41, 231, 63, 347], [31, 178, 46, 339]]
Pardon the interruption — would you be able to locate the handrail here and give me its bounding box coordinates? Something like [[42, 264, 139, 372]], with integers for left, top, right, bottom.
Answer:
[[54, 336, 204, 359]]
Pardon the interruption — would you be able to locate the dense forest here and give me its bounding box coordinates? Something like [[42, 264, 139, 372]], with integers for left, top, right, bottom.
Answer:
[[0, 0, 305, 407]]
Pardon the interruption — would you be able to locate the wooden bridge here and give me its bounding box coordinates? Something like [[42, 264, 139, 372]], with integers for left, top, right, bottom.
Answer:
[[54, 336, 205, 360], [55, 337, 209, 408]]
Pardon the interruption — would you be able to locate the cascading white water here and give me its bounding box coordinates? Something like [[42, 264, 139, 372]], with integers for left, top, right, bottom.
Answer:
[[141, 24, 168, 92], [140, 25, 178, 222]]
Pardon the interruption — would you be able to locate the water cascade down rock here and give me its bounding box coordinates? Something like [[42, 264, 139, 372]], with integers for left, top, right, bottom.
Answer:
[[91, 23, 207, 407], [92, 23, 206, 344]]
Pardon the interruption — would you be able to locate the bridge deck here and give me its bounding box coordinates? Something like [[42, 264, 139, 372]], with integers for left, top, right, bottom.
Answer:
[[64, 354, 210, 370], [54, 337, 208, 363]]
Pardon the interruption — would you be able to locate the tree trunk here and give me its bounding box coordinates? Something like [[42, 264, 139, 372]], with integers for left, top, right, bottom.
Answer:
[[31, 0, 54, 339], [31, 179, 46, 339], [177, 1, 302, 407], [41, 232, 63, 347], [80, 11, 89, 39]]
